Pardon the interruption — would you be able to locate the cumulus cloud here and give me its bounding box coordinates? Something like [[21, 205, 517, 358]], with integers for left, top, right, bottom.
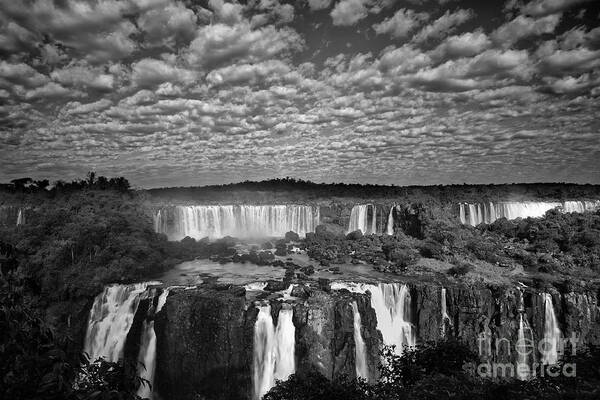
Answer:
[[331, 0, 370, 26], [373, 8, 429, 38], [131, 58, 197, 87], [308, 0, 332, 11], [64, 99, 113, 115], [492, 13, 562, 47], [51, 64, 115, 90], [186, 22, 304, 68], [137, 1, 197, 47], [520, 0, 593, 17], [432, 31, 491, 59], [412, 9, 474, 43]]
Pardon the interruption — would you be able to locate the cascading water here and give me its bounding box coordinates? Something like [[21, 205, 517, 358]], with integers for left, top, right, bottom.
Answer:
[[136, 288, 171, 399], [515, 290, 533, 380], [351, 301, 369, 380], [386, 205, 394, 235], [541, 293, 562, 365], [347, 204, 377, 235], [459, 200, 600, 226], [84, 283, 155, 362], [155, 205, 319, 240], [331, 282, 415, 355], [440, 287, 451, 337], [253, 304, 296, 400], [16, 208, 23, 226]]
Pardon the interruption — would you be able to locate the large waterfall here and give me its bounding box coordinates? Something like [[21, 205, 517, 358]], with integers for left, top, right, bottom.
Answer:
[[253, 304, 296, 400], [440, 287, 451, 337], [84, 283, 154, 362], [347, 204, 377, 234], [541, 293, 562, 365], [155, 205, 319, 240], [84, 283, 171, 399], [351, 301, 369, 380], [331, 282, 415, 355], [459, 200, 600, 226], [16, 208, 23, 226], [386, 206, 394, 235], [136, 288, 171, 399]]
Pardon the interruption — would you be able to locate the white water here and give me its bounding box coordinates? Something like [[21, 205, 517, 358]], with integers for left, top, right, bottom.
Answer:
[[245, 282, 269, 291], [386, 205, 395, 235], [16, 208, 23, 226], [347, 204, 377, 234], [253, 304, 296, 400], [155, 205, 319, 240], [351, 301, 369, 380], [84, 283, 155, 362], [516, 313, 533, 380], [541, 293, 562, 365], [331, 282, 415, 355], [440, 287, 451, 337], [136, 288, 171, 399], [459, 200, 600, 226]]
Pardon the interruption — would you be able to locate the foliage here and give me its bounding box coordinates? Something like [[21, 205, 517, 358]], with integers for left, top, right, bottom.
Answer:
[[0, 280, 143, 400], [263, 340, 600, 400]]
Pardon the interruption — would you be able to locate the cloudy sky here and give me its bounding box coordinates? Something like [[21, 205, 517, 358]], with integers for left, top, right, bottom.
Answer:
[[0, 0, 599, 188]]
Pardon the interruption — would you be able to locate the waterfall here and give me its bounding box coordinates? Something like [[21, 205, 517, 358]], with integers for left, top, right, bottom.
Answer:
[[253, 304, 296, 400], [541, 293, 562, 365], [136, 288, 171, 399], [440, 287, 451, 337], [155, 205, 319, 240], [347, 204, 377, 234], [331, 282, 415, 355], [16, 208, 23, 226], [386, 206, 394, 235], [351, 301, 369, 380], [458, 200, 600, 226], [516, 313, 533, 380], [84, 283, 155, 362]]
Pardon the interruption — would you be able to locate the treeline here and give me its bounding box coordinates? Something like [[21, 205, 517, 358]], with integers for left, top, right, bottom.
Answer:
[[1, 172, 130, 194], [147, 178, 600, 203], [264, 340, 600, 400]]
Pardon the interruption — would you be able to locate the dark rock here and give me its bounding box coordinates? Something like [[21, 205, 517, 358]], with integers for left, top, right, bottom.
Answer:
[[285, 231, 300, 242], [318, 278, 331, 292], [346, 230, 364, 240]]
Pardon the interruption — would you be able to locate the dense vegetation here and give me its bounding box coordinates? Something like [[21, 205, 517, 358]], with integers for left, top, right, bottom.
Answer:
[[304, 206, 600, 281], [264, 340, 600, 400], [147, 178, 600, 203]]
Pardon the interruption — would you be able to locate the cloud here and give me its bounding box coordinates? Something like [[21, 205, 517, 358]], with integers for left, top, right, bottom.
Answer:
[[492, 14, 561, 47], [24, 82, 75, 99], [64, 99, 113, 115], [412, 9, 474, 43], [131, 58, 197, 87], [186, 22, 304, 68], [520, 0, 593, 17], [208, 0, 245, 24], [432, 30, 491, 59], [206, 60, 291, 86], [0, 61, 48, 88], [137, 1, 197, 47], [538, 47, 600, 75], [373, 8, 429, 38], [308, 0, 332, 10], [51, 64, 115, 90], [331, 0, 370, 26]]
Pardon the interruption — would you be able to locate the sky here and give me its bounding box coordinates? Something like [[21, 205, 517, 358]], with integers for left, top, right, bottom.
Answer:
[[0, 0, 599, 188]]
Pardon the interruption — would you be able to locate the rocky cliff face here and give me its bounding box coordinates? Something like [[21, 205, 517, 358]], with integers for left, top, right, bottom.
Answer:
[[147, 280, 600, 400]]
